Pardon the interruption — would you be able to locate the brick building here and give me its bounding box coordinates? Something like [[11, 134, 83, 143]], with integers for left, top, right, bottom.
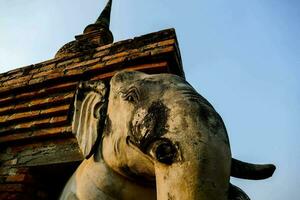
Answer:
[[0, 1, 184, 199]]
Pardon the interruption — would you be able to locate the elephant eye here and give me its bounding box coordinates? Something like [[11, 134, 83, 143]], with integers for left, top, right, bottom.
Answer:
[[121, 87, 140, 103], [149, 139, 177, 165]]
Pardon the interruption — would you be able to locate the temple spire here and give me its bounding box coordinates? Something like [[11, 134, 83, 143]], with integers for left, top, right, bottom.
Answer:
[[95, 0, 112, 28], [84, 0, 113, 34], [55, 0, 114, 58]]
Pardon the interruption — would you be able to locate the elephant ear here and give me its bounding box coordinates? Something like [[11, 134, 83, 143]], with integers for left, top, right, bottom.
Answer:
[[72, 80, 108, 158]]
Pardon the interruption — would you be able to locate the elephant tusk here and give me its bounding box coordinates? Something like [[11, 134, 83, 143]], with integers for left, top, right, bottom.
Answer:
[[231, 158, 276, 180]]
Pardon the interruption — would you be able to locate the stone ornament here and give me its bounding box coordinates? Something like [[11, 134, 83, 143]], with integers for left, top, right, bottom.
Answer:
[[60, 71, 275, 200]]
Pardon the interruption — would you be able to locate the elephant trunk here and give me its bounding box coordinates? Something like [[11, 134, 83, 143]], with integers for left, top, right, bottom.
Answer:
[[149, 90, 232, 200], [152, 122, 231, 200], [154, 155, 229, 200], [155, 162, 202, 200]]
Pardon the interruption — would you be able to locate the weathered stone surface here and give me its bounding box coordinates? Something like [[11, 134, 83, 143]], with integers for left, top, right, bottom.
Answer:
[[0, 126, 73, 144], [0, 29, 183, 94], [0, 29, 183, 149], [60, 71, 275, 200], [0, 138, 82, 166], [0, 163, 76, 200], [0, 28, 185, 199], [0, 116, 68, 135]]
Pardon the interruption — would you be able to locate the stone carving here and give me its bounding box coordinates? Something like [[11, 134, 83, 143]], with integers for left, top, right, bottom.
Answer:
[[60, 71, 275, 200]]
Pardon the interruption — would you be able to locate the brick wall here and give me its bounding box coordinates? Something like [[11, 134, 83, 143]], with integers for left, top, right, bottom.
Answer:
[[0, 28, 184, 199]]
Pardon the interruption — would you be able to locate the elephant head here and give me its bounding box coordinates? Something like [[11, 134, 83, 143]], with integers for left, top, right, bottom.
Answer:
[[60, 71, 275, 200]]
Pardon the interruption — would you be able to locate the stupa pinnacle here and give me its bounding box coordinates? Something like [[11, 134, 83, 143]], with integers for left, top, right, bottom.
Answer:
[[84, 0, 112, 33], [55, 0, 114, 58]]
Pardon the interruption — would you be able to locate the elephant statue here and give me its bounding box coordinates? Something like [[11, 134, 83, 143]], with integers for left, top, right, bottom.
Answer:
[[60, 71, 275, 200]]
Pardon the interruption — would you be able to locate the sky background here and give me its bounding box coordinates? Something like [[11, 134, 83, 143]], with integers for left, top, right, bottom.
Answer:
[[0, 0, 299, 199]]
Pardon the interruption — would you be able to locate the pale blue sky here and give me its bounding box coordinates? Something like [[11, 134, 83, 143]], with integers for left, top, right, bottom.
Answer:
[[0, 0, 299, 199]]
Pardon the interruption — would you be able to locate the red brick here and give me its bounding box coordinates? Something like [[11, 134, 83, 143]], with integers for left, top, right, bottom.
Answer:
[[28, 68, 40, 74], [0, 184, 24, 192], [5, 110, 40, 122], [0, 96, 13, 104], [44, 72, 64, 81], [157, 39, 175, 47], [93, 49, 110, 58], [40, 104, 69, 115], [5, 174, 27, 183], [38, 63, 56, 72], [32, 69, 55, 79], [0, 126, 72, 143], [105, 56, 127, 65], [0, 105, 15, 114], [2, 75, 32, 86], [102, 51, 129, 61], [86, 63, 105, 72], [142, 43, 158, 51], [28, 76, 45, 85], [128, 51, 151, 60], [95, 43, 113, 51], [0, 192, 22, 200], [64, 67, 86, 76], [150, 46, 174, 56], [56, 58, 80, 68]]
